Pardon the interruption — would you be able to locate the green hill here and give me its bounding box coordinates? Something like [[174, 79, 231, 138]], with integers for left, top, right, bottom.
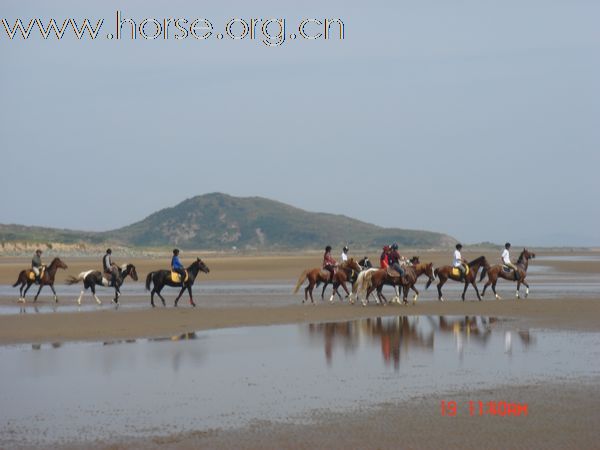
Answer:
[[1, 193, 457, 250]]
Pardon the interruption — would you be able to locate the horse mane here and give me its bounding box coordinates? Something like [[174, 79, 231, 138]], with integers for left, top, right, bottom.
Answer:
[[467, 255, 486, 267], [517, 250, 526, 264]]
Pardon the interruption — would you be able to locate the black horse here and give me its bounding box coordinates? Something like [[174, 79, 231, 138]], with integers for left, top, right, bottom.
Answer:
[[66, 264, 138, 305], [145, 258, 210, 307]]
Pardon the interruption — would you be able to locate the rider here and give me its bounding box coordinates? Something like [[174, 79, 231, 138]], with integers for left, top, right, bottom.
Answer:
[[340, 245, 349, 263], [501, 242, 520, 280], [388, 243, 404, 276], [323, 245, 337, 282], [31, 249, 44, 284], [171, 248, 186, 286], [103, 248, 118, 287], [380, 245, 390, 269], [453, 243, 468, 280]]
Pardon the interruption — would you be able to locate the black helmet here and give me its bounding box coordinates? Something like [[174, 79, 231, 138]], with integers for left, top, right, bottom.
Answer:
[[36, 249, 42, 255], [505, 242, 511, 249], [106, 248, 112, 254], [343, 246, 349, 252], [456, 243, 462, 250], [391, 243, 398, 250], [325, 245, 332, 252], [173, 248, 180, 255]]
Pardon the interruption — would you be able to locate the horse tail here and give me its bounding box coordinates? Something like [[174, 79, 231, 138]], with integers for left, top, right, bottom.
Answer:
[[12, 270, 25, 287], [65, 274, 82, 285], [293, 270, 309, 294], [363, 269, 376, 292], [479, 266, 488, 282], [145, 272, 154, 291]]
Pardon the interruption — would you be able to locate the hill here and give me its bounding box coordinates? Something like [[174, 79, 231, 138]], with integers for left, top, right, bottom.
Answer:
[[1, 193, 457, 251]]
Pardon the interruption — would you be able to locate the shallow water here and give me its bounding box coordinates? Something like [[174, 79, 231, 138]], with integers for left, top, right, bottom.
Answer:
[[1, 316, 599, 446]]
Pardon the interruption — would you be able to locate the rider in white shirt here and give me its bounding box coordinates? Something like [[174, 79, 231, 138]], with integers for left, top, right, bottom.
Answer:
[[340, 246, 349, 263], [453, 243, 467, 279], [501, 242, 520, 280]]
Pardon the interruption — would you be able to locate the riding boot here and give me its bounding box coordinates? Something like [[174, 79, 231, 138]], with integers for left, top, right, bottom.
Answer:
[[514, 271, 520, 281]]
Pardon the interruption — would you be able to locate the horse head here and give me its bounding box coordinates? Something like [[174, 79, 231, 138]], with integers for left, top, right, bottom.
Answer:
[[195, 257, 210, 274], [358, 257, 372, 269], [409, 256, 420, 265], [49, 257, 68, 270], [421, 262, 435, 289], [126, 264, 139, 281], [345, 258, 362, 273], [518, 249, 535, 263]]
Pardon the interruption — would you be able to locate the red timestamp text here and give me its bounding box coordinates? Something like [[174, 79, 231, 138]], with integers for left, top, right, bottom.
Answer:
[[440, 400, 528, 417]]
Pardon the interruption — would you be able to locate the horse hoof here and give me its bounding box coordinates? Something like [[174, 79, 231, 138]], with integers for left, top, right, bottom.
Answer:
[[439, 298, 444, 302]]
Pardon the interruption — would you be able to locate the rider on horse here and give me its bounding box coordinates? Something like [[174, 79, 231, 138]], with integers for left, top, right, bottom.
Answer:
[[388, 243, 404, 276], [453, 243, 468, 280], [340, 245, 349, 263], [380, 245, 390, 269], [171, 248, 186, 285], [31, 249, 44, 284], [103, 248, 119, 287], [501, 243, 520, 280], [323, 246, 337, 282]]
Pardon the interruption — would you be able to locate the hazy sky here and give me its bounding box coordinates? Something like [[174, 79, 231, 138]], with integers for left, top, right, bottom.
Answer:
[[1, 0, 599, 246]]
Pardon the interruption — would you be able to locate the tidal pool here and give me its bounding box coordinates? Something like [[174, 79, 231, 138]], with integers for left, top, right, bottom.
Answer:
[[1, 316, 599, 447]]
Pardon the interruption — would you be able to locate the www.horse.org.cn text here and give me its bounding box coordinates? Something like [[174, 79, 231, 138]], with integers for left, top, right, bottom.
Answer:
[[0, 12, 345, 47]]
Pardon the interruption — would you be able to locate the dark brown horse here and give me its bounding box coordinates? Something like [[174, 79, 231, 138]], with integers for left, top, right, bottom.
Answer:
[[145, 258, 210, 307], [13, 257, 68, 303], [293, 258, 362, 304], [360, 261, 435, 305], [481, 249, 535, 299], [434, 256, 489, 301]]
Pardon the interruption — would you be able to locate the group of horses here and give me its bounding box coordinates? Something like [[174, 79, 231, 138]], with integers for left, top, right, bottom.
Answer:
[[11, 249, 535, 307], [294, 249, 536, 306], [13, 257, 210, 307]]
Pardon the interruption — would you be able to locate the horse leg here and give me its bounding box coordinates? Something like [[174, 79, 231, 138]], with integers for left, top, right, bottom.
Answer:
[[150, 287, 156, 307], [22, 282, 34, 302], [156, 286, 167, 307], [437, 278, 446, 302], [113, 287, 119, 304], [410, 285, 419, 305], [91, 284, 101, 305], [321, 281, 328, 300], [77, 288, 85, 305], [516, 281, 521, 299], [18, 282, 26, 303], [33, 283, 44, 302], [377, 286, 388, 305], [492, 281, 502, 300], [461, 281, 469, 301], [340, 281, 350, 301], [522, 279, 530, 298], [49, 284, 58, 303], [174, 285, 186, 307], [472, 281, 482, 301], [188, 286, 195, 307]]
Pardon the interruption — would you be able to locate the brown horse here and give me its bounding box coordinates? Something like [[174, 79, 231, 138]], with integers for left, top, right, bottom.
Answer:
[[434, 256, 489, 301], [360, 261, 435, 306], [13, 257, 68, 303], [293, 258, 362, 304], [481, 249, 535, 300]]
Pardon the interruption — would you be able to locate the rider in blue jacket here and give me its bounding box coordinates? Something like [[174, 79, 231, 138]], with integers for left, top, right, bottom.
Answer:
[[171, 249, 186, 286]]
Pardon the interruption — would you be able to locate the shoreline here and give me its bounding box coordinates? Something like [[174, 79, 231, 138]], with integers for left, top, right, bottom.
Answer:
[[1, 296, 599, 345]]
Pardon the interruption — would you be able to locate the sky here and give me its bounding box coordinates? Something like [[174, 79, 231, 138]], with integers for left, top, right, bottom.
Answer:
[[1, 0, 599, 247]]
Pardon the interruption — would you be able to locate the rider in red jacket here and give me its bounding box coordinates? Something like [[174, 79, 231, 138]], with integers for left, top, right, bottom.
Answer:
[[323, 245, 337, 281], [380, 246, 390, 269]]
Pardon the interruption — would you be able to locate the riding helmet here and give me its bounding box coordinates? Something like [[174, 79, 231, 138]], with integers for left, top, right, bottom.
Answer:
[[325, 246, 332, 252], [343, 246, 349, 252], [173, 248, 180, 255], [456, 244, 462, 250], [505, 242, 511, 249], [36, 249, 42, 254], [391, 243, 398, 250], [106, 248, 112, 254]]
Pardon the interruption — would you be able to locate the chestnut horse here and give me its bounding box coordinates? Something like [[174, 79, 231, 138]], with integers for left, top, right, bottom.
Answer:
[[481, 249, 535, 300], [434, 256, 489, 302], [13, 257, 68, 303], [359, 261, 435, 306], [293, 258, 362, 304], [145, 258, 210, 307], [321, 256, 372, 301]]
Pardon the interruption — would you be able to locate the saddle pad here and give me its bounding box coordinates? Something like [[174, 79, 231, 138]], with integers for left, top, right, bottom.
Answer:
[[27, 267, 45, 280], [451, 266, 470, 277], [386, 268, 401, 278], [171, 271, 189, 283]]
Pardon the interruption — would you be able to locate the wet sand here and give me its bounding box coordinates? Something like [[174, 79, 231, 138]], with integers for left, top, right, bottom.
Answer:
[[1, 251, 599, 449]]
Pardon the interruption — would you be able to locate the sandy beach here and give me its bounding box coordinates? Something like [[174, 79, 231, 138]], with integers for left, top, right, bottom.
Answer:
[[1, 250, 599, 449]]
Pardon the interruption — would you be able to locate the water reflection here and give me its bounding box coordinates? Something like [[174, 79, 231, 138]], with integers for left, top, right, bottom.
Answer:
[[306, 316, 533, 370]]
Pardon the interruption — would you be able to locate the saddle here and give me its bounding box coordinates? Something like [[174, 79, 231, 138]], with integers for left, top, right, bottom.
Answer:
[[386, 267, 401, 278], [171, 270, 189, 283], [502, 265, 519, 280], [320, 269, 336, 281], [27, 266, 46, 282], [451, 265, 470, 277]]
